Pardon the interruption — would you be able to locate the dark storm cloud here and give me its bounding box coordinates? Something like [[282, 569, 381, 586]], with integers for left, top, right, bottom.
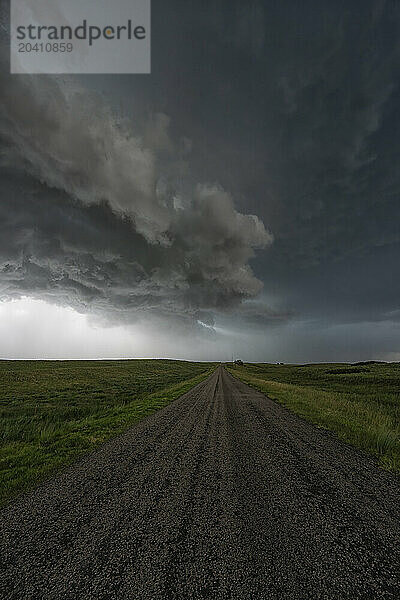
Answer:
[[127, 0, 399, 338], [143, 0, 400, 265], [1, 0, 399, 361], [0, 62, 272, 327]]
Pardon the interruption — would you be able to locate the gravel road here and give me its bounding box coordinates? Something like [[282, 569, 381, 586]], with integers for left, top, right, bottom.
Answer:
[[1, 366, 399, 599]]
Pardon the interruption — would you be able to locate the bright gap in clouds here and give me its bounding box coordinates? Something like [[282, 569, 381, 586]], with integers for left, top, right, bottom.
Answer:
[[0, 298, 233, 361], [0, 298, 149, 360]]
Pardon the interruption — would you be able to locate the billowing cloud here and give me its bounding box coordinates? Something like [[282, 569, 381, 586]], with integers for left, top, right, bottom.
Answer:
[[0, 70, 272, 327]]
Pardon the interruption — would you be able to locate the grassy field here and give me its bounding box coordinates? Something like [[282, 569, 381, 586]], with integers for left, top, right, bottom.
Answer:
[[227, 361, 400, 472], [0, 359, 214, 506]]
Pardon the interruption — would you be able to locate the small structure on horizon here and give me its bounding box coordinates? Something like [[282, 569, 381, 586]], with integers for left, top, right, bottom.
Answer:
[[234, 359, 243, 366]]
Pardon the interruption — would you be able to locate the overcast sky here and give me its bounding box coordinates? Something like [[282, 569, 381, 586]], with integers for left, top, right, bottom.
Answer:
[[0, 0, 399, 362]]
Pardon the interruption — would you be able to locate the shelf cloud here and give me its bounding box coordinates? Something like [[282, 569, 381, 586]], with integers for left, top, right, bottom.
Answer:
[[0, 71, 272, 328]]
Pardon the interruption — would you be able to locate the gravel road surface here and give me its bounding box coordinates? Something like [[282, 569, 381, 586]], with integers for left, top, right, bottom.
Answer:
[[1, 366, 399, 599]]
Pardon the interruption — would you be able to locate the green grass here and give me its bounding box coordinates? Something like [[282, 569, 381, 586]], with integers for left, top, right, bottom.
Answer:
[[227, 361, 400, 472], [0, 359, 215, 506]]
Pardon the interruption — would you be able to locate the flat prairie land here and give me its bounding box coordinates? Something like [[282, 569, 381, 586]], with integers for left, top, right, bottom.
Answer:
[[227, 361, 400, 471], [1, 366, 399, 599], [0, 359, 214, 505]]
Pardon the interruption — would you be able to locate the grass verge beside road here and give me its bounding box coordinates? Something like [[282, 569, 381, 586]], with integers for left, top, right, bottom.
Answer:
[[0, 359, 214, 506], [227, 362, 400, 472]]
